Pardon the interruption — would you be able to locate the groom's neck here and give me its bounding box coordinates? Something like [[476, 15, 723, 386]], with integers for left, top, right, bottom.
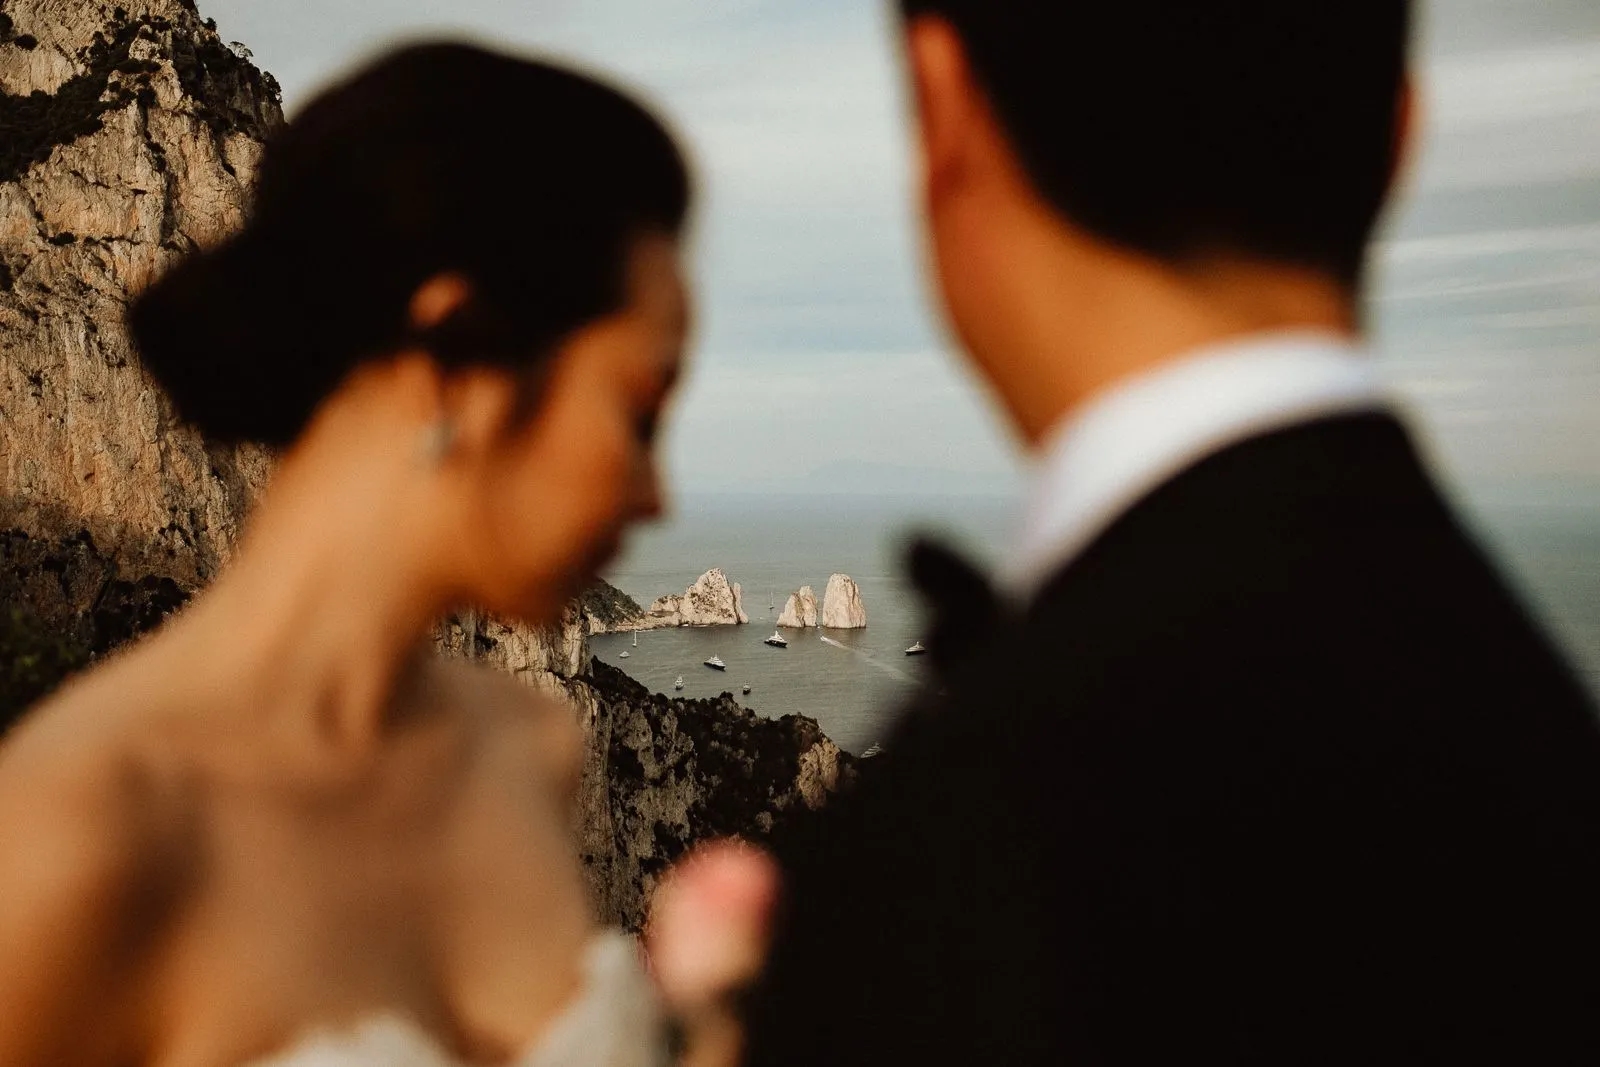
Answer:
[[948, 210, 1361, 448]]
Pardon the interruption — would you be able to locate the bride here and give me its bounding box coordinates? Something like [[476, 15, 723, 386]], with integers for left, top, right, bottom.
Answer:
[[0, 42, 728, 1067]]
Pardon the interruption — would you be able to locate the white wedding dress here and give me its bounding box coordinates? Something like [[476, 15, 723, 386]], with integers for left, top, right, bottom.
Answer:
[[243, 935, 668, 1067]]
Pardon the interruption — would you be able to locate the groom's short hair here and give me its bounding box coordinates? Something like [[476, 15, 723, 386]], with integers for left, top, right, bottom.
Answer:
[[901, 1, 1412, 286]]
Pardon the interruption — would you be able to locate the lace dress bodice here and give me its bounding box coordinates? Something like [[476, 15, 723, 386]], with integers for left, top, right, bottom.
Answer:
[[242, 935, 667, 1067]]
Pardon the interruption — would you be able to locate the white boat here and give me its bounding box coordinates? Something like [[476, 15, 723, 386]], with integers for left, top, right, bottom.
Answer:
[[861, 742, 884, 758], [904, 640, 928, 656], [619, 650, 630, 659], [704, 655, 727, 671], [764, 631, 788, 648], [673, 675, 684, 690], [742, 684, 752, 695]]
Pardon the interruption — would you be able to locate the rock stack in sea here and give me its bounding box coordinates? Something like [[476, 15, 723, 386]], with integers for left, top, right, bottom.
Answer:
[[577, 578, 645, 636], [633, 567, 749, 630], [777, 585, 818, 628], [0, 0, 852, 931], [821, 572, 867, 629]]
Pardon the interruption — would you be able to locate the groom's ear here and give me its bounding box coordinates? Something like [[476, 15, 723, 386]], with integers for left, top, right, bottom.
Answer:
[[1388, 75, 1417, 199], [905, 15, 984, 205]]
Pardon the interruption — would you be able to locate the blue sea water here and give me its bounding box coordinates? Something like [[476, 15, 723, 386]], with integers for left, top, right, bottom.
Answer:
[[599, 492, 1600, 755], [598, 494, 1011, 754]]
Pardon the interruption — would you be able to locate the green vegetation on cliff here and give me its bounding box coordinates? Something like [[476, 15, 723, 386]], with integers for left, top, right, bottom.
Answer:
[[577, 578, 645, 632], [0, 530, 190, 732], [0, 604, 86, 727]]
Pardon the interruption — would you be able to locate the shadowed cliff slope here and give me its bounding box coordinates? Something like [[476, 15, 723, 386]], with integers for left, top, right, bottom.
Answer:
[[576, 658, 853, 929]]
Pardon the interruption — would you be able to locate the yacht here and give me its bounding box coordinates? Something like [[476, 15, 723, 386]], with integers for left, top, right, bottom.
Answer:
[[704, 655, 727, 671], [861, 742, 884, 758], [904, 640, 928, 656], [673, 675, 684, 691], [764, 631, 788, 648]]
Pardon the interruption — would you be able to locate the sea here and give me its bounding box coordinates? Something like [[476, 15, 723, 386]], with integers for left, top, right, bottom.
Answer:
[[596, 492, 1600, 756], [596, 494, 1011, 755]]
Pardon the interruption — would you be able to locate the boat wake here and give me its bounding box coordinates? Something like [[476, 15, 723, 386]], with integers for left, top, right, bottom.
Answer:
[[818, 634, 916, 682]]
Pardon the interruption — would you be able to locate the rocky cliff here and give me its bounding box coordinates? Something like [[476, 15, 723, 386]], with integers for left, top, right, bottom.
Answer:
[[1, 0, 282, 586], [0, 1, 852, 931], [821, 572, 867, 629], [631, 567, 749, 630], [777, 584, 818, 629], [433, 605, 589, 705]]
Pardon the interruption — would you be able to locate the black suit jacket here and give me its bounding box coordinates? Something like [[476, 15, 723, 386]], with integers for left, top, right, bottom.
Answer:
[[744, 414, 1600, 1066]]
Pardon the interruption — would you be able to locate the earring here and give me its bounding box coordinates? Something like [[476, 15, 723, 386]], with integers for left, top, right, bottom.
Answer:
[[418, 418, 455, 465]]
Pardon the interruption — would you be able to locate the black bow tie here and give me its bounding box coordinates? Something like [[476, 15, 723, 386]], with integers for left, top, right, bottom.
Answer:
[[907, 539, 1010, 676]]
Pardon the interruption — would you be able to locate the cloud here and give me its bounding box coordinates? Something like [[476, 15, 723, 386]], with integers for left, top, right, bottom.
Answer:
[[1411, 39, 1600, 191], [198, 0, 1600, 501], [659, 349, 1023, 497]]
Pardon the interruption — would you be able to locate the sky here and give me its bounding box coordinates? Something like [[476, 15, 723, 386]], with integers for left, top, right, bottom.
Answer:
[[197, 0, 1600, 509]]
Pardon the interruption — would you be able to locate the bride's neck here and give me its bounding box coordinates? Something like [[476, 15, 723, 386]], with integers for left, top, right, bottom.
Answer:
[[168, 396, 463, 749]]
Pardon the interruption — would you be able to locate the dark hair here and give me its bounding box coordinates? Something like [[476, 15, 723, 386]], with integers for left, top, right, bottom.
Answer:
[[130, 43, 691, 446], [900, 1, 1411, 285]]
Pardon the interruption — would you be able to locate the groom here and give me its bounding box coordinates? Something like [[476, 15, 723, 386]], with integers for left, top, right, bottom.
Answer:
[[653, 2, 1600, 1063]]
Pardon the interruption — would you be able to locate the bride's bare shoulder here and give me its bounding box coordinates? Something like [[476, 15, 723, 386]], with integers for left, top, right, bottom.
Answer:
[[0, 675, 190, 892], [425, 656, 586, 793], [0, 696, 184, 1064]]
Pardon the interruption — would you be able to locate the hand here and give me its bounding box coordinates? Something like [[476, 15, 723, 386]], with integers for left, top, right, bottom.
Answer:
[[646, 842, 779, 1067]]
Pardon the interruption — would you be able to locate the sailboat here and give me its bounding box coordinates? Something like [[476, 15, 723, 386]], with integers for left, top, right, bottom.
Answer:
[[620, 629, 637, 658]]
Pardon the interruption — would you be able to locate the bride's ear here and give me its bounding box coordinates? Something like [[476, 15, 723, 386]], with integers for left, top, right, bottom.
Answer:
[[406, 273, 520, 462], [905, 15, 985, 210], [1386, 75, 1417, 198], [409, 272, 474, 331]]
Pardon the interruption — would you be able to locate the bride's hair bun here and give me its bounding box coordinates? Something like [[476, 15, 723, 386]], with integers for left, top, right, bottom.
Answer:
[[129, 42, 691, 446], [130, 228, 335, 445]]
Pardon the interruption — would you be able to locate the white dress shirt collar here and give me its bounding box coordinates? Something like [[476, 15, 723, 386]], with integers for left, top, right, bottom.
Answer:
[[1003, 330, 1385, 599]]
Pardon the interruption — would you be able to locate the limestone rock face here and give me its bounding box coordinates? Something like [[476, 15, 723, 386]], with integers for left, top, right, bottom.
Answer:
[[0, 0, 283, 586], [433, 606, 590, 704], [777, 585, 818, 629], [821, 573, 867, 629], [638, 567, 748, 629]]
